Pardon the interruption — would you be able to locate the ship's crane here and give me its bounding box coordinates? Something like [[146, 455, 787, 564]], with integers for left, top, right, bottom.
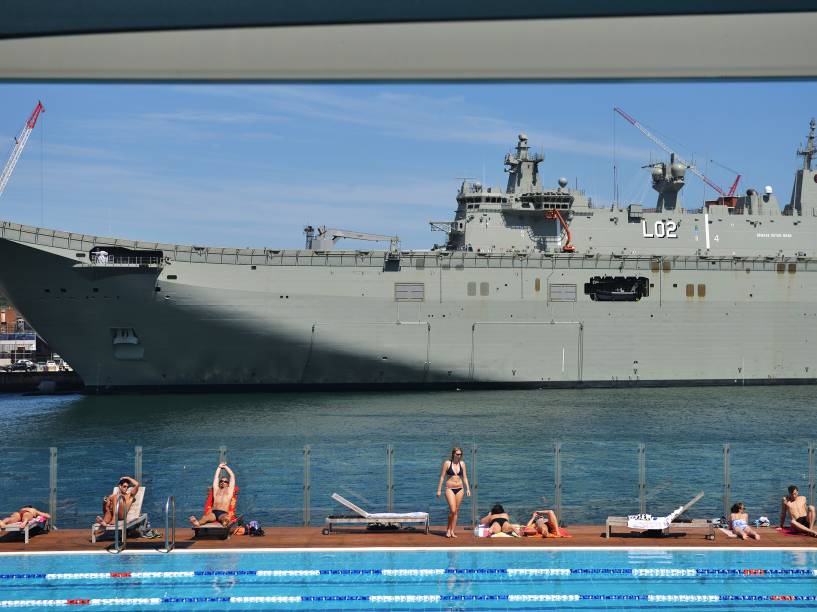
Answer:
[[304, 225, 400, 252], [614, 106, 740, 199], [0, 101, 45, 199]]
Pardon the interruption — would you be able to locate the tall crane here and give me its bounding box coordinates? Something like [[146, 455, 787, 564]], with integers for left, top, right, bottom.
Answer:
[[614, 106, 740, 198], [0, 101, 45, 199]]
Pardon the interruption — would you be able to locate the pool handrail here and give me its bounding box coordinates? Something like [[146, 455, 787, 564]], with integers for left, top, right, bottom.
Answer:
[[112, 493, 126, 553], [160, 495, 176, 553]]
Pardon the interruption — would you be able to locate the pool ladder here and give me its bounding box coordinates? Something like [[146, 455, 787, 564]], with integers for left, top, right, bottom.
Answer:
[[159, 495, 176, 553], [111, 494, 127, 554]]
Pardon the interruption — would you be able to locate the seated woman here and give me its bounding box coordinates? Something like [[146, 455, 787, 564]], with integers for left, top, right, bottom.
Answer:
[[730, 502, 760, 540], [0, 506, 50, 529], [480, 504, 519, 536], [522, 509, 562, 537]]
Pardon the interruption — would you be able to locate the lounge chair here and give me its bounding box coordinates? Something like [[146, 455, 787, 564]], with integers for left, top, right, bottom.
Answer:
[[323, 492, 429, 535], [606, 491, 714, 540], [90, 488, 148, 543], [193, 486, 240, 540], [1, 515, 49, 544]]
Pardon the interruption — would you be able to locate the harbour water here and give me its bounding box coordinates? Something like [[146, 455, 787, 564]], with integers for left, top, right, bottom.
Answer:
[[0, 387, 813, 530]]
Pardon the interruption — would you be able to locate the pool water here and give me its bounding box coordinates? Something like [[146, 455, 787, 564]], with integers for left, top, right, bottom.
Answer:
[[1, 548, 816, 610]]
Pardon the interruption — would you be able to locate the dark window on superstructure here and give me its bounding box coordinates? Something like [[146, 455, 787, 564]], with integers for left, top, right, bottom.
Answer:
[[467, 282, 476, 296], [697, 284, 706, 298], [480, 282, 489, 296], [686, 284, 694, 297], [584, 276, 649, 302], [777, 263, 786, 273], [788, 263, 797, 273], [534, 278, 541, 293]]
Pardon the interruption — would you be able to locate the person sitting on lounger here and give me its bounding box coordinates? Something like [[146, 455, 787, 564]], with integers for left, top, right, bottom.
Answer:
[[730, 502, 760, 540], [0, 506, 50, 529], [94, 476, 139, 535], [779, 485, 817, 537], [522, 509, 562, 537], [480, 504, 519, 536], [189, 463, 236, 527]]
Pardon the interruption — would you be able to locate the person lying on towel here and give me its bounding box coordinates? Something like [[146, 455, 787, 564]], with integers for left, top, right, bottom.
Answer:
[[521, 509, 566, 537], [189, 463, 237, 527], [0, 506, 50, 529], [480, 504, 520, 536]]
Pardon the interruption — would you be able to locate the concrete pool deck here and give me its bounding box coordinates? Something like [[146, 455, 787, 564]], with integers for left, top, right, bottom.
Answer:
[[1, 525, 815, 553]]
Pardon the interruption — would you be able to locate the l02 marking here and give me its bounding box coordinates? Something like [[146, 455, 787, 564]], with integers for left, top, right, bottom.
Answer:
[[641, 219, 678, 238]]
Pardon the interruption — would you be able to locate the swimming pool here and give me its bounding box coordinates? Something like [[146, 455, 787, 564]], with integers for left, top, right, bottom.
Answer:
[[0, 548, 816, 610]]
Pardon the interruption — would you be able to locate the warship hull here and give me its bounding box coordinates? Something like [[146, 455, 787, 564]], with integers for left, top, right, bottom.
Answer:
[[2, 220, 817, 392]]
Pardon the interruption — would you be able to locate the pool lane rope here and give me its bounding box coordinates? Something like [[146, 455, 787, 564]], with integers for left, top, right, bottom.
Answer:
[[0, 594, 816, 606], [1, 567, 814, 581]]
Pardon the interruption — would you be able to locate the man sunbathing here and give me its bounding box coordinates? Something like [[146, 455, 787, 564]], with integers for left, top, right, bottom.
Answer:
[[0, 506, 50, 529], [779, 485, 817, 537], [94, 476, 139, 535], [189, 463, 236, 527]]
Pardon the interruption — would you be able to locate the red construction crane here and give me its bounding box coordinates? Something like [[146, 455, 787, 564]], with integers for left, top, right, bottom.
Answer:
[[614, 107, 740, 199], [0, 101, 45, 199]]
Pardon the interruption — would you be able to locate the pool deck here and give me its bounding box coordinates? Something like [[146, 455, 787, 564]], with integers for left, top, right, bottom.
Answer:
[[2, 525, 816, 553]]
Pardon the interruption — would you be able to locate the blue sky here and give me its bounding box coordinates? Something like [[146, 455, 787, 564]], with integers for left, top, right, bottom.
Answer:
[[1, 81, 815, 250]]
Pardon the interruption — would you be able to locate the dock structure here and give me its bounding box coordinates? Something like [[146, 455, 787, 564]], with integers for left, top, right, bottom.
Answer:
[[0, 526, 814, 553]]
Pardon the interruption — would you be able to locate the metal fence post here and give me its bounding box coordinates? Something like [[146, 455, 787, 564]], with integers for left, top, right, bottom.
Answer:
[[134, 446, 142, 483], [470, 444, 478, 528], [723, 443, 731, 519], [218, 445, 227, 465], [49, 447, 57, 529], [554, 441, 562, 524], [303, 445, 311, 527], [386, 445, 394, 513], [808, 441, 815, 508], [638, 443, 646, 515]]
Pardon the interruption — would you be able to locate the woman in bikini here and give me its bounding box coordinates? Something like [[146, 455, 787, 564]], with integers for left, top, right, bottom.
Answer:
[[436, 446, 471, 538], [480, 504, 518, 535], [0, 506, 50, 529], [730, 502, 760, 540]]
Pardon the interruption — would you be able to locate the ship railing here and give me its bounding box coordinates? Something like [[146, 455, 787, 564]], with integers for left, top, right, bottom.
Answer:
[[159, 495, 176, 553]]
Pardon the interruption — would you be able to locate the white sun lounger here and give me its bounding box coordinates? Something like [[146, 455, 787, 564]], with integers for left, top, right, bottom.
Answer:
[[90, 488, 148, 543], [323, 493, 429, 535], [1, 516, 49, 544], [606, 491, 713, 540]]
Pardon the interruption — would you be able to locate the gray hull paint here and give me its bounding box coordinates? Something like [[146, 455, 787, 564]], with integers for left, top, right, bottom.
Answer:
[[4, 128, 817, 392], [1, 221, 816, 391]]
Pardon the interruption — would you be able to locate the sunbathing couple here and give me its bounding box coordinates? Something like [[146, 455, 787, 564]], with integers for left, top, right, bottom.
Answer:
[[0, 506, 50, 529], [480, 504, 565, 538], [189, 463, 237, 528]]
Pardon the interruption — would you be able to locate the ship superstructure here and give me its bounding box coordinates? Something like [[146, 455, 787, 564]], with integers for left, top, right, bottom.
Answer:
[[2, 122, 817, 391]]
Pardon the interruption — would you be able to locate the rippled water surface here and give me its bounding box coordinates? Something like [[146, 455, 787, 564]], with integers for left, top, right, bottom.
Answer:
[[0, 387, 813, 528]]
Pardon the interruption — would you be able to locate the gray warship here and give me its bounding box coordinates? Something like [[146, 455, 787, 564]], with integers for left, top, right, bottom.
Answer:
[[3, 120, 817, 391]]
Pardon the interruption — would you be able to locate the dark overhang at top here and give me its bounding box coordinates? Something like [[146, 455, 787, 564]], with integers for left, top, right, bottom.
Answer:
[[0, 0, 813, 39]]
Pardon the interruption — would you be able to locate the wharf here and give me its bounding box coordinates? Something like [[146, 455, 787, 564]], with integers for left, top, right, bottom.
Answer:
[[1, 526, 815, 553]]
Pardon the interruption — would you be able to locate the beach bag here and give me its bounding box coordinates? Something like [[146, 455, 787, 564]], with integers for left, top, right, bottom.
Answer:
[[245, 520, 265, 536]]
